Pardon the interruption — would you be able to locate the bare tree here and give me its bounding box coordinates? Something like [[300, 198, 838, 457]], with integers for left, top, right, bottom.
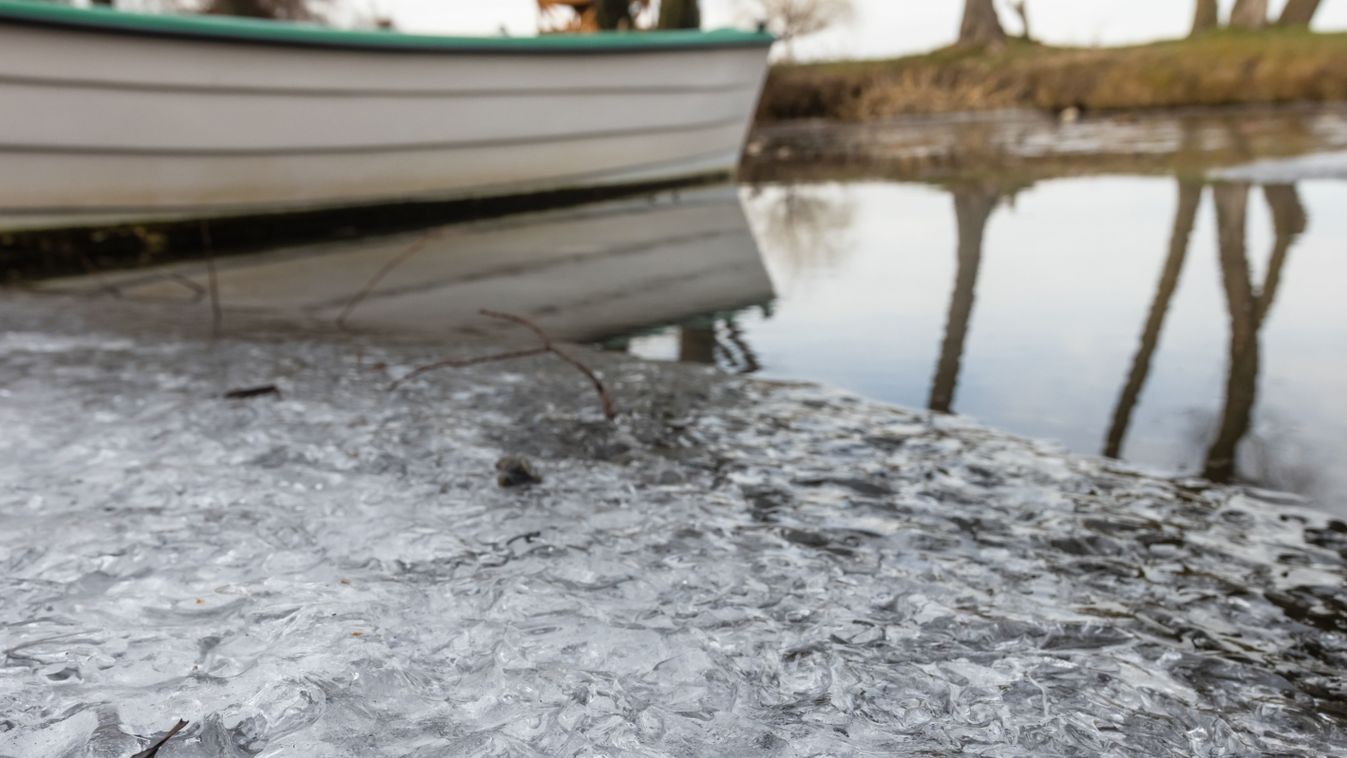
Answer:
[[959, 0, 1007, 48], [1190, 0, 1219, 35], [595, 0, 634, 29], [204, 0, 327, 20], [658, 0, 700, 29], [1009, 0, 1032, 41], [1277, 0, 1323, 26], [1228, 0, 1269, 29], [740, 0, 854, 60]]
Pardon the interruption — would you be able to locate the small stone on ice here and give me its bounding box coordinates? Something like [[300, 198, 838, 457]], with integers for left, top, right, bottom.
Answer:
[[496, 455, 543, 488]]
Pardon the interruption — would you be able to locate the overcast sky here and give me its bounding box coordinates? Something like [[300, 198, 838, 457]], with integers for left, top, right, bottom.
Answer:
[[381, 0, 1347, 60]]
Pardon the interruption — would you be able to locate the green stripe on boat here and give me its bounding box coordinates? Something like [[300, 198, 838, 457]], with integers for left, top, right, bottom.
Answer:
[[0, 0, 774, 53]]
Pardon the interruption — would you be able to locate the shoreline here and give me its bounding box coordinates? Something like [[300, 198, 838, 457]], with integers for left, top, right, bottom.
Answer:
[[2, 290, 1345, 754], [756, 31, 1347, 125], [743, 101, 1347, 185]]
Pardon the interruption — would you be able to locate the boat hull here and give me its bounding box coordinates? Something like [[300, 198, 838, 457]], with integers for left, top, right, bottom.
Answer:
[[0, 4, 771, 227]]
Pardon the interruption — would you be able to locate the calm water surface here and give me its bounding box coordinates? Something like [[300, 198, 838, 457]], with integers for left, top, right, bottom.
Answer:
[[27, 144, 1347, 512], [627, 175, 1347, 512]]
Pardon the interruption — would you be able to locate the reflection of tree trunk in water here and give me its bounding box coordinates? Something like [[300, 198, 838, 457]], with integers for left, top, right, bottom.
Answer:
[[679, 324, 717, 365], [1204, 183, 1305, 482], [929, 187, 998, 413], [1204, 185, 1257, 482], [1205, 186, 1255, 482], [1104, 181, 1203, 458], [1256, 184, 1306, 323]]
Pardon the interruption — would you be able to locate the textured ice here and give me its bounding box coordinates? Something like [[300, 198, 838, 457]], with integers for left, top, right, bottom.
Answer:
[[2, 292, 1346, 757]]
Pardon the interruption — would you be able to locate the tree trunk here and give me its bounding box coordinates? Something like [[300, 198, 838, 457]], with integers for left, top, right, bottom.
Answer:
[[1009, 1, 1031, 41], [1229, 0, 1269, 29], [1277, 0, 1323, 27], [205, 0, 312, 19], [1190, 0, 1219, 35], [958, 0, 1006, 48], [657, 0, 700, 29], [595, 0, 632, 30]]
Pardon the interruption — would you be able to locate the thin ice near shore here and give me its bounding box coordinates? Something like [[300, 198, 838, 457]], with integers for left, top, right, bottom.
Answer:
[[0, 294, 1345, 757]]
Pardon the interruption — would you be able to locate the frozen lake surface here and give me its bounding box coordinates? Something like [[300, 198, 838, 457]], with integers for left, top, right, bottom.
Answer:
[[1, 293, 1346, 756]]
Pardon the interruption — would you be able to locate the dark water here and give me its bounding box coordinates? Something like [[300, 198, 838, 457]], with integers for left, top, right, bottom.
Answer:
[[21, 114, 1347, 513]]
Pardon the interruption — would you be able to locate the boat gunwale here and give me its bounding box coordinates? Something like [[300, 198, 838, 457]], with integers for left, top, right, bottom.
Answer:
[[0, 70, 764, 98], [0, 1, 775, 55]]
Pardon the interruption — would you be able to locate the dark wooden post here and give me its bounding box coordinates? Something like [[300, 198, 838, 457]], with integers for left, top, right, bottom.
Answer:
[[678, 324, 717, 364]]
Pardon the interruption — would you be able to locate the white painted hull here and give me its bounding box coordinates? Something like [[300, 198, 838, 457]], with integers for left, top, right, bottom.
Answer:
[[0, 5, 770, 227]]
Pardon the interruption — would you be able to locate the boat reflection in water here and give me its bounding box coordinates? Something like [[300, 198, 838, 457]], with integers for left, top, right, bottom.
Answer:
[[36, 185, 776, 344]]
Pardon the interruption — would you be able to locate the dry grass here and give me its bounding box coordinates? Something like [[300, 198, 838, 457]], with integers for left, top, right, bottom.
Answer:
[[758, 30, 1347, 122]]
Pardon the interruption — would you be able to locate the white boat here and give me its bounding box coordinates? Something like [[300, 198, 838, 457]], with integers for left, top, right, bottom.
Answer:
[[0, 1, 771, 230]]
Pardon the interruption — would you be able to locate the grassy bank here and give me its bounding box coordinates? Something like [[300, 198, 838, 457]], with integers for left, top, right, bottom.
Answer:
[[758, 29, 1347, 122]]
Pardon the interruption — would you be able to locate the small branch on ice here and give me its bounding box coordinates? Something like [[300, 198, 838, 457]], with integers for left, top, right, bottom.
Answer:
[[130, 719, 189, 758], [389, 346, 550, 390], [223, 384, 282, 400], [389, 309, 616, 420]]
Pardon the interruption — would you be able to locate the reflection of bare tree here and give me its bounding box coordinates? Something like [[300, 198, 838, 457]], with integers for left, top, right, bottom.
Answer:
[[1203, 182, 1304, 483], [746, 184, 856, 281], [1257, 184, 1307, 321], [1104, 181, 1203, 458], [928, 185, 1000, 414], [1204, 184, 1259, 483], [720, 317, 762, 373]]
